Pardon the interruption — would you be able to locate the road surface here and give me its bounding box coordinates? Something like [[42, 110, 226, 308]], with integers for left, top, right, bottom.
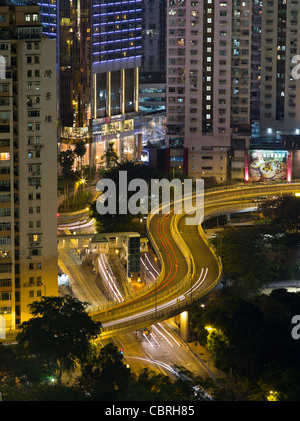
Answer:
[[59, 182, 300, 338]]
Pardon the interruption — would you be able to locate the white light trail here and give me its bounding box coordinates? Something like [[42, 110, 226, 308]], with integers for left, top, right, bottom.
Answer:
[[140, 257, 156, 281], [149, 332, 160, 347], [97, 254, 124, 303], [58, 218, 95, 230], [125, 356, 178, 376], [145, 254, 160, 276], [151, 324, 174, 347], [143, 333, 154, 347], [184, 267, 208, 296], [102, 267, 208, 328], [125, 356, 211, 400], [157, 322, 182, 347]]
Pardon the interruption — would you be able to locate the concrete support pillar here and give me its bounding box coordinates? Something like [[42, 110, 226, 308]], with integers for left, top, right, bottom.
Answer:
[[179, 311, 189, 342], [227, 213, 231, 221]]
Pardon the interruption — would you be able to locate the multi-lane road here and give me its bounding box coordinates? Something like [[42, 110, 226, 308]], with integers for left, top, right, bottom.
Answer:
[[87, 181, 300, 338], [57, 181, 300, 387], [58, 250, 107, 309], [107, 322, 218, 383], [59, 182, 300, 339], [58, 247, 219, 385]]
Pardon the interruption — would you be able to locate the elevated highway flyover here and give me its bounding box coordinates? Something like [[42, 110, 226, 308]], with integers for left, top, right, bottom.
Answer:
[[88, 181, 300, 340]]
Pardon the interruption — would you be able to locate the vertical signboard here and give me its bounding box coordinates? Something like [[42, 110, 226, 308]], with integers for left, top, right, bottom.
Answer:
[[127, 234, 140, 282]]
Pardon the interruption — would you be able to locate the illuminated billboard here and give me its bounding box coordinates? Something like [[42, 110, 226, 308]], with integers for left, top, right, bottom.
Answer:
[[249, 150, 288, 182]]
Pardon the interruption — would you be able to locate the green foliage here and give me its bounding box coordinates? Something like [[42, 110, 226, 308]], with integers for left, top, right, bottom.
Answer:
[[0, 339, 212, 401], [58, 149, 75, 179], [259, 195, 300, 232], [206, 329, 231, 372], [90, 160, 171, 234], [16, 295, 101, 384], [74, 140, 87, 178], [190, 288, 300, 400], [101, 141, 119, 169], [58, 149, 77, 212], [74, 140, 87, 163], [215, 226, 276, 298], [76, 342, 132, 400], [76, 342, 203, 401]]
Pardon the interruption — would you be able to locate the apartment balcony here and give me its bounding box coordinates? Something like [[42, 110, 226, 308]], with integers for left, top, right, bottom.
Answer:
[[29, 241, 40, 247]]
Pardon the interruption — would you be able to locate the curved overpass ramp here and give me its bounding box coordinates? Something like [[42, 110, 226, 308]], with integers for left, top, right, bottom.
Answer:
[[89, 182, 300, 340]]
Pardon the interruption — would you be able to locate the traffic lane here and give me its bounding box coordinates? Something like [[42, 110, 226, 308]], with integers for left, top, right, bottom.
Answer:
[[110, 333, 174, 378], [111, 323, 214, 382], [148, 211, 188, 293], [94, 205, 218, 321], [58, 250, 107, 308], [177, 215, 220, 293], [93, 211, 189, 319]]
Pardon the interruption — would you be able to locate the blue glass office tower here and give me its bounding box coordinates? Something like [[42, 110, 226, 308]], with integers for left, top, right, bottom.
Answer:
[[91, 0, 143, 164], [37, 0, 58, 38]]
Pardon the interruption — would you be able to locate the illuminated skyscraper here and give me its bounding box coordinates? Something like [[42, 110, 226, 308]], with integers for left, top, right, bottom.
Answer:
[[91, 0, 143, 164]]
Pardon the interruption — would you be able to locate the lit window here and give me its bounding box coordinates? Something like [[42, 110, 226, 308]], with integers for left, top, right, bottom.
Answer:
[[0, 153, 9, 161]]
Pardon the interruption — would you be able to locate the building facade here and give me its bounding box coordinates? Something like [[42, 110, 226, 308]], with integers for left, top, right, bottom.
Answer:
[[0, 5, 57, 332], [139, 0, 167, 150], [165, 0, 254, 182], [91, 0, 143, 166], [259, 0, 300, 139], [38, 0, 92, 169]]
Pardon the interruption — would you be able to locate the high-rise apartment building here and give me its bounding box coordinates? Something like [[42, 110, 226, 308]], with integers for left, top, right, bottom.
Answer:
[[165, 0, 252, 182], [0, 5, 57, 332], [91, 0, 143, 164], [259, 0, 300, 139], [229, 0, 253, 182], [250, 0, 261, 133]]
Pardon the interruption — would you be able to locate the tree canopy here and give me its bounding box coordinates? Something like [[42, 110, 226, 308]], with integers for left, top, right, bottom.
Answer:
[[101, 141, 119, 169], [213, 226, 276, 298], [190, 288, 300, 400], [259, 195, 300, 232], [74, 140, 87, 173], [58, 149, 75, 179], [90, 160, 172, 233], [16, 295, 101, 383]]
